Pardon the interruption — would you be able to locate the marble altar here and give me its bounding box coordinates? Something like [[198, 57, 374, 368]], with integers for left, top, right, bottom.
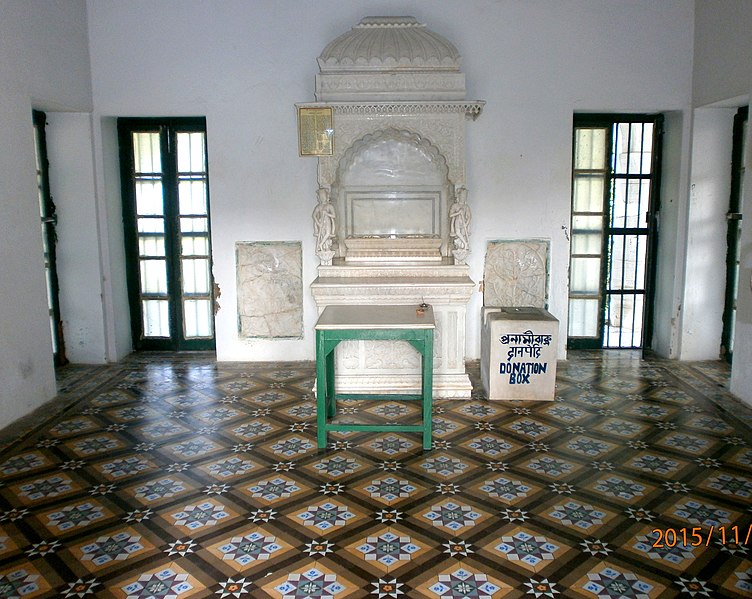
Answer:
[[302, 17, 484, 398]]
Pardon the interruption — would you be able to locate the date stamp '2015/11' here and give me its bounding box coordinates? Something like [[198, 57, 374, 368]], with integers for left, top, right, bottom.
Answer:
[[652, 525, 751, 548]]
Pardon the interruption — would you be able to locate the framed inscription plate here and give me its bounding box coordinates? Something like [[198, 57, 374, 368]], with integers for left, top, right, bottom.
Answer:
[[298, 106, 333, 156]]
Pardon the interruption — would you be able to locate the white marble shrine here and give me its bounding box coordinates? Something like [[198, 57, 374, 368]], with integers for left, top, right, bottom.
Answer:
[[304, 17, 485, 398]]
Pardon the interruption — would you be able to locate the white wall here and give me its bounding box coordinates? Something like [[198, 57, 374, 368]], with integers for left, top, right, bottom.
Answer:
[[693, 0, 752, 107], [680, 108, 735, 360], [46, 113, 107, 363], [86, 0, 695, 363], [692, 0, 752, 404], [652, 111, 692, 358], [0, 0, 93, 428]]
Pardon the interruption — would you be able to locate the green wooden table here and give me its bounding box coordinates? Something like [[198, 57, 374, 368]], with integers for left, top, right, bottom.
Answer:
[[315, 304, 435, 450]]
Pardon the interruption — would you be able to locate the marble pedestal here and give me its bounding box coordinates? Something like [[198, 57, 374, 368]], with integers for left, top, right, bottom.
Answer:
[[311, 261, 474, 399]]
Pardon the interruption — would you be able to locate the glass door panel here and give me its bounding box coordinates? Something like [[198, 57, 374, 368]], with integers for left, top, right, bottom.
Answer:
[[568, 126, 608, 347]]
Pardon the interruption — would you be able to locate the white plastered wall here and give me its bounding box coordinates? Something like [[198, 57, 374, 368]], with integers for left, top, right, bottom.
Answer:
[[85, 0, 694, 365], [0, 0, 93, 428], [691, 0, 752, 405]]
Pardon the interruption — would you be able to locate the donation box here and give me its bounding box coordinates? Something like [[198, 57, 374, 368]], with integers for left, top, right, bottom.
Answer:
[[481, 307, 559, 400]]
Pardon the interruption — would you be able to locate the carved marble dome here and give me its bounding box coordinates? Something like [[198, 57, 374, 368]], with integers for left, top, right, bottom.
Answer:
[[315, 16, 467, 101], [318, 16, 461, 72]]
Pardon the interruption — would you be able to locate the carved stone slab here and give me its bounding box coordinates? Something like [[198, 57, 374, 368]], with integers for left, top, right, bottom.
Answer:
[[236, 241, 303, 338], [484, 240, 549, 308]]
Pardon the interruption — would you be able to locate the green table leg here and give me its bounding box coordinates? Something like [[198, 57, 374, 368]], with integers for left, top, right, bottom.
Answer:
[[326, 345, 336, 419], [422, 329, 434, 450], [316, 330, 327, 449]]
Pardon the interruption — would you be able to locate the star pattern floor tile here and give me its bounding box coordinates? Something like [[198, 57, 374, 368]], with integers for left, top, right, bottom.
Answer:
[[0, 352, 750, 597]]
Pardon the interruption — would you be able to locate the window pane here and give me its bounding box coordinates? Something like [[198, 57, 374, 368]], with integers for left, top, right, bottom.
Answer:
[[572, 214, 603, 235], [135, 179, 163, 215], [142, 300, 169, 337], [568, 298, 599, 337], [140, 259, 167, 294], [139, 235, 165, 257], [573, 174, 605, 212], [178, 179, 207, 215], [572, 233, 602, 255], [184, 299, 213, 338], [181, 236, 209, 256], [574, 128, 607, 170], [604, 294, 643, 348], [138, 218, 165, 234], [571, 257, 601, 294], [612, 179, 650, 229], [177, 132, 206, 172], [614, 123, 653, 175], [182, 258, 210, 294], [609, 235, 646, 291], [181, 217, 208, 233], [132, 132, 161, 173]]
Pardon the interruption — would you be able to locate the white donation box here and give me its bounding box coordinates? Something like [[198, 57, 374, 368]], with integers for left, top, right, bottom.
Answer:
[[481, 307, 559, 400]]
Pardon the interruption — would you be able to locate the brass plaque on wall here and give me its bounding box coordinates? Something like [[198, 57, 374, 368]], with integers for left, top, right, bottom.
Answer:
[[298, 107, 333, 156]]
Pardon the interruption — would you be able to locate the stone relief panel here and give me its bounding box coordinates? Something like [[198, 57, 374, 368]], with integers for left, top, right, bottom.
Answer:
[[236, 241, 303, 338], [484, 240, 549, 309]]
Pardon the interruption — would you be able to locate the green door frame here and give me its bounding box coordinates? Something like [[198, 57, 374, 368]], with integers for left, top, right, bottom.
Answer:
[[118, 117, 215, 351], [568, 114, 663, 351], [721, 106, 748, 362], [33, 110, 67, 366]]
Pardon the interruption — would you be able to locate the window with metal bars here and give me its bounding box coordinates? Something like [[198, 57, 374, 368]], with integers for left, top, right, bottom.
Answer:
[[568, 114, 663, 350]]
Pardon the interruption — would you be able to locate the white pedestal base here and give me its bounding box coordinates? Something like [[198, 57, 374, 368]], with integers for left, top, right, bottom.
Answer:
[[311, 262, 475, 399]]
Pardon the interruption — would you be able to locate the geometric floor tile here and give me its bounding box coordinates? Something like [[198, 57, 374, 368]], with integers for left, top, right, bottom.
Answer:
[[287, 499, 366, 536], [239, 475, 308, 505], [72, 527, 156, 572], [258, 563, 361, 599], [571, 563, 666, 599], [419, 499, 489, 534], [482, 526, 570, 573], [353, 475, 427, 506], [413, 563, 512, 598], [205, 526, 293, 573], [117, 562, 203, 599], [0, 354, 750, 597], [543, 500, 615, 533], [346, 530, 424, 574], [165, 499, 237, 534]]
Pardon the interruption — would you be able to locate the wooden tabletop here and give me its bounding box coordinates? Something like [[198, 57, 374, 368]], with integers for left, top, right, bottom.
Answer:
[[315, 304, 435, 330]]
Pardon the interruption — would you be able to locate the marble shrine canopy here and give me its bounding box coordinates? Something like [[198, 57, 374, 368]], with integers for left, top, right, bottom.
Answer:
[[316, 16, 466, 101]]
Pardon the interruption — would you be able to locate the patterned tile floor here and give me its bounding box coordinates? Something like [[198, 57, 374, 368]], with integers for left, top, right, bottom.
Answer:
[[0, 351, 750, 598]]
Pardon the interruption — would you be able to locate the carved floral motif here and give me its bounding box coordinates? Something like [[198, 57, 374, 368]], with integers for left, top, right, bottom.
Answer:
[[484, 240, 549, 308]]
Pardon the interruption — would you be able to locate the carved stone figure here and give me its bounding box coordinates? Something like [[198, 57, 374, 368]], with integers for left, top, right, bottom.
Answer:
[[449, 187, 471, 263], [312, 187, 336, 264]]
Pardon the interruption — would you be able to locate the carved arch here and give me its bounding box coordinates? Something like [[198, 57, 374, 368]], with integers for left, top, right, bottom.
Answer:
[[334, 128, 450, 185], [331, 128, 454, 257]]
